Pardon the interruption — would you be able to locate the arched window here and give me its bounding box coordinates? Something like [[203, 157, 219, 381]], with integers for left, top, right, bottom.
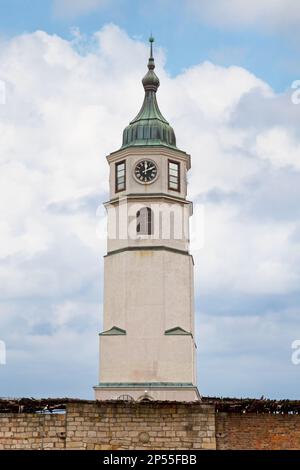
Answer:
[[117, 394, 134, 402], [137, 207, 153, 235]]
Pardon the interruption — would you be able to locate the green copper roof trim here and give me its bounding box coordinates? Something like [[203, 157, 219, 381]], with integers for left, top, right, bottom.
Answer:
[[165, 327, 192, 336], [99, 326, 126, 336], [95, 382, 195, 388], [121, 38, 177, 150]]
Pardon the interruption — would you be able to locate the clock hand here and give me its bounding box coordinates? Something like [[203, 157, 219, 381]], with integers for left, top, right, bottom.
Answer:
[[143, 166, 155, 174]]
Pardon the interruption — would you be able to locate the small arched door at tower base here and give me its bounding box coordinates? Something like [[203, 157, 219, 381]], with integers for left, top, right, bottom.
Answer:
[[137, 393, 154, 402]]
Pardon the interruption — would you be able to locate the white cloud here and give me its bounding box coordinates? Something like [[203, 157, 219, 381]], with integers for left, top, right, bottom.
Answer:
[[53, 0, 108, 18], [255, 127, 300, 170], [195, 203, 299, 296], [0, 25, 299, 397], [187, 0, 300, 31]]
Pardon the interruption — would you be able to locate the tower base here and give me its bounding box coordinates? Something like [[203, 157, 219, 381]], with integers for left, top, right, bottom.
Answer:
[[94, 383, 201, 402]]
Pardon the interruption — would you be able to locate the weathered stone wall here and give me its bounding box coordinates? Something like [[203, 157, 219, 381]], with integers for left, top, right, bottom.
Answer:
[[216, 412, 300, 450], [0, 413, 66, 450], [1, 401, 300, 450], [66, 402, 215, 450], [0, 402, 216, 450]]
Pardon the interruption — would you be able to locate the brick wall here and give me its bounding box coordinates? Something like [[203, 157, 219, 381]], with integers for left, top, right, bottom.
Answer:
[[216, 412, 300, 450], [0, 402, 216, 450]]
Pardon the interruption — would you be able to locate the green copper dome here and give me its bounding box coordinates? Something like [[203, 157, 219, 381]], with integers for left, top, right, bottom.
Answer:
[[122, 37, 177, 149]]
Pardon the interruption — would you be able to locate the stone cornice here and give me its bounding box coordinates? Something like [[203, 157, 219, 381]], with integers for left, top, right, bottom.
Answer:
[[106, 145, 191, 169], [105, 246, 194, 262], [104, 192, 193, 208]]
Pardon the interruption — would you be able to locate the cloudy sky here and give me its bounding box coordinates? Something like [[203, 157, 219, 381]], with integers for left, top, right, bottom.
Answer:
[[0, 0, 300, 399]]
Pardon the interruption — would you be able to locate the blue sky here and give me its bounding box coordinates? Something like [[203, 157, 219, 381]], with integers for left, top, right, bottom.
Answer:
[[0, 0, 300, 400], [0, 0, 299, 91]]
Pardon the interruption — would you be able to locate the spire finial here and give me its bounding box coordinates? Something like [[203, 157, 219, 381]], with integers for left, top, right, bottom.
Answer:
[[142, 35, 159, 92], [149, 35, 154, 59], [147, 35, 155, 71]]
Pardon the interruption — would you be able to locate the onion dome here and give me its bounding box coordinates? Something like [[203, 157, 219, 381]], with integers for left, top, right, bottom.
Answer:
[[122, 37, 176, 149]]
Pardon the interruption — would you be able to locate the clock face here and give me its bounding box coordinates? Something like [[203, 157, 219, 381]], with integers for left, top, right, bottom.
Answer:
[[134, 160, 158, 183]]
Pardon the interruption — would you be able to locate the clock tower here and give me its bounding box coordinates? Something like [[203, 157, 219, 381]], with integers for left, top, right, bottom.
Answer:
[[94, 38, 200, 402]]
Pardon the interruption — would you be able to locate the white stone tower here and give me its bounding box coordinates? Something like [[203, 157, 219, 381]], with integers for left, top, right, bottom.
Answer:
[[94, 38, 200, 402]]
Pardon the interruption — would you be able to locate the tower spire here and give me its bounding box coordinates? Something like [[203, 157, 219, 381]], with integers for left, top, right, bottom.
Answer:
[[121, 36, 177, 149]]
